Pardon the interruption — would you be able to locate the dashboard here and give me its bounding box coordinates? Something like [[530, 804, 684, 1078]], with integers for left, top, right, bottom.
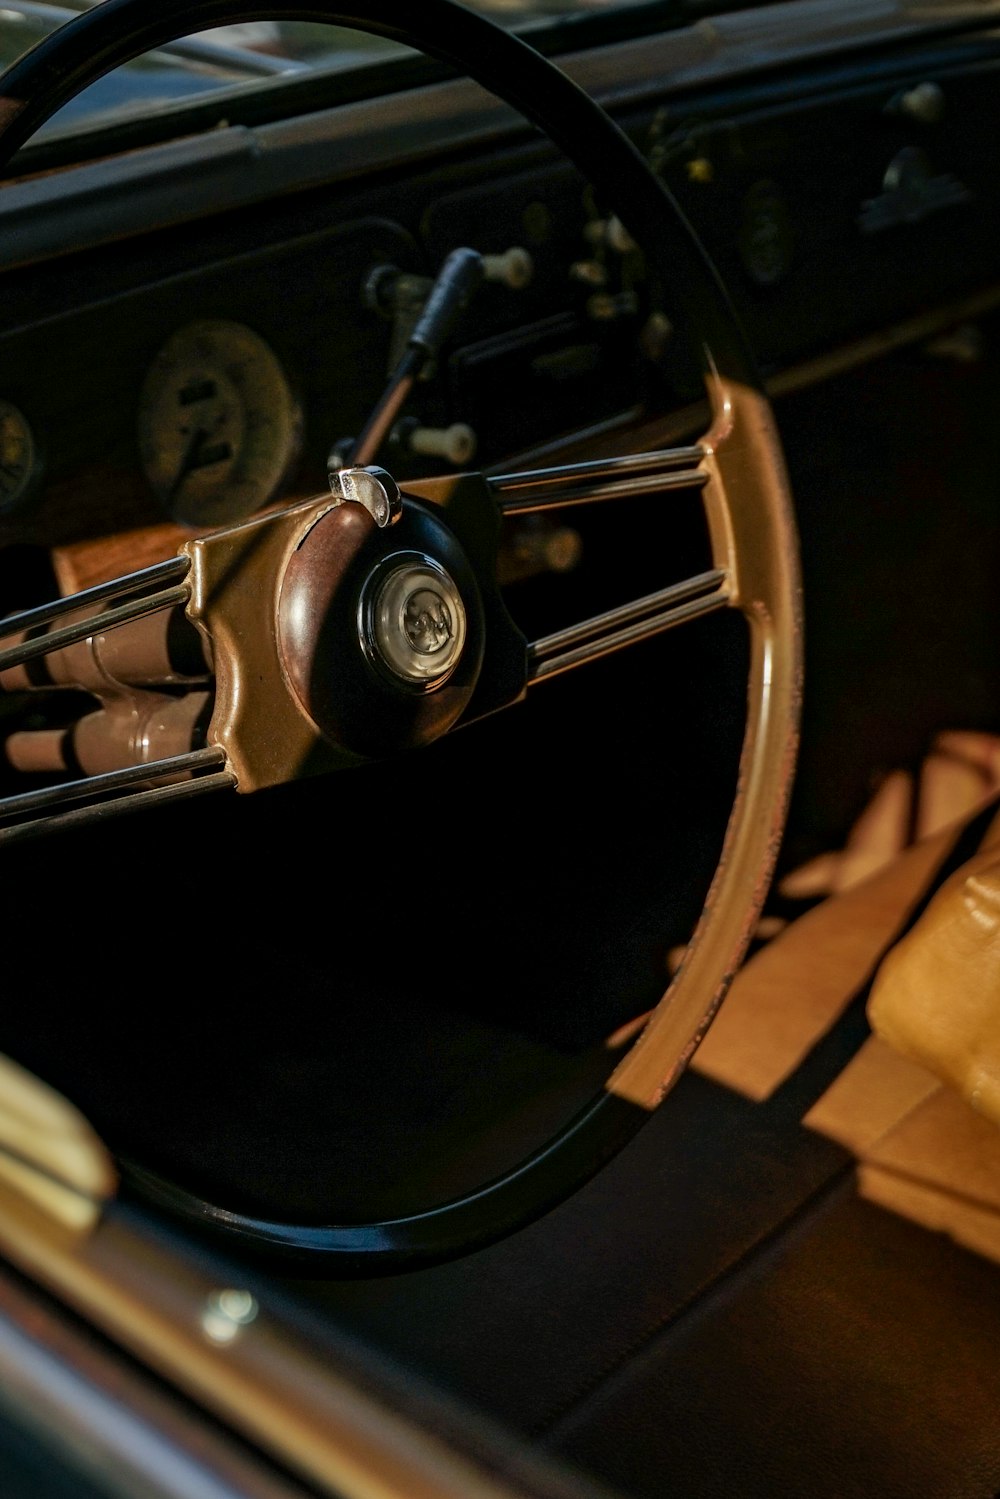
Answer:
[[1, 7, 998, 595]]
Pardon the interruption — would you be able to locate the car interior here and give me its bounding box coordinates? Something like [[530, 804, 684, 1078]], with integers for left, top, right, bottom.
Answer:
[[0, 2, 998, 1496]]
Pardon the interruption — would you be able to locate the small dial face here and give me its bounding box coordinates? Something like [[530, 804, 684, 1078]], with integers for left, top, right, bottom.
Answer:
[[137, 320, 302, 528], [0, 401, 38, 514]]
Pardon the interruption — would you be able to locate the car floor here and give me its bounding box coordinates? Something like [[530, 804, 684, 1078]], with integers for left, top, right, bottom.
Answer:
[[271, 762, 1000, 1499]]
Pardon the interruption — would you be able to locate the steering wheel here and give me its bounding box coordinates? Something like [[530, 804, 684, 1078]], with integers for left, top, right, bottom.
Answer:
[[0, 0, 801, 1269]]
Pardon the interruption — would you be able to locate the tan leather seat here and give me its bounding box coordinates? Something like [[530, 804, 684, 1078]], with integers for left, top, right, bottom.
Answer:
[[692, 793, 1000, 1265], [870, 850, 1000, 1123]]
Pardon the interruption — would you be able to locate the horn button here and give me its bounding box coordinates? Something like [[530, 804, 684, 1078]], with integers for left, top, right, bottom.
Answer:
[[278, 493, 485, 760], [362, 554, 467, 688]]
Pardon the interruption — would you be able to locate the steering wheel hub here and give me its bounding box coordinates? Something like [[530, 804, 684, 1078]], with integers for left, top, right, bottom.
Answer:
[[276, 494, 486, 760]]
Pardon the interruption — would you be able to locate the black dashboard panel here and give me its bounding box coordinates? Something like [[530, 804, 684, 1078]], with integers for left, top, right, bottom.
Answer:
[[0, 26, 998, 556], [649, 56, 1000, 373]]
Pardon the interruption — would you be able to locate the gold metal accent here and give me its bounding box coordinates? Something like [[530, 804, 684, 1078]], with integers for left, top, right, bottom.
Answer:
[[605, 373, 803, 1109], [183, 497, 359, 792]]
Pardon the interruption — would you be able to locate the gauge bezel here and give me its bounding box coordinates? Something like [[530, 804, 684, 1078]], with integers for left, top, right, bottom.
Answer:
[[137, 319, 303, 528], [0, 400, 41, 516]]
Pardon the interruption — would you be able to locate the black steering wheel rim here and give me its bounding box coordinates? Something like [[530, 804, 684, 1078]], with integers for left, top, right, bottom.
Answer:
[[0, 0, 798, 1271]]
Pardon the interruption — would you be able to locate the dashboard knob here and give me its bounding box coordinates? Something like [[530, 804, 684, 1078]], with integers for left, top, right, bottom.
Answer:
[[481, 246, 534, 289], [584, 215, 635, 254], [569, 258, 607, 286], [894, 81, 944, 125], [406, 422, 478, 467], [587, 290, 639, 322]]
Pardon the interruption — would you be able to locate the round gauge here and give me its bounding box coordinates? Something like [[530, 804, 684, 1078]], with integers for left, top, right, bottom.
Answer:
[[0, 400, 38, 514], [137, 320, 302, 528]]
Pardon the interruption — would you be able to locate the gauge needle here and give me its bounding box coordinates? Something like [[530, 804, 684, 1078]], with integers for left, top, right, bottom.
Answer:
[[168, 425, 232, 502], [168, 425, 210, 502]]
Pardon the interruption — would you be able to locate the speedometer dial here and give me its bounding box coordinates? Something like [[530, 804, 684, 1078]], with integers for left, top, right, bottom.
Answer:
[[137, 320, 302, 528]]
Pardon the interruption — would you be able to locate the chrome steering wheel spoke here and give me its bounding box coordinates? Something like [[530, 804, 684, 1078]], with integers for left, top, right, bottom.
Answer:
[[527, 566, 730, 683], [482, 444, 731, 683]]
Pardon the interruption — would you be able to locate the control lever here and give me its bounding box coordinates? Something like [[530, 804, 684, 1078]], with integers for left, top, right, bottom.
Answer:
[[337, 247, 484, 470]]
